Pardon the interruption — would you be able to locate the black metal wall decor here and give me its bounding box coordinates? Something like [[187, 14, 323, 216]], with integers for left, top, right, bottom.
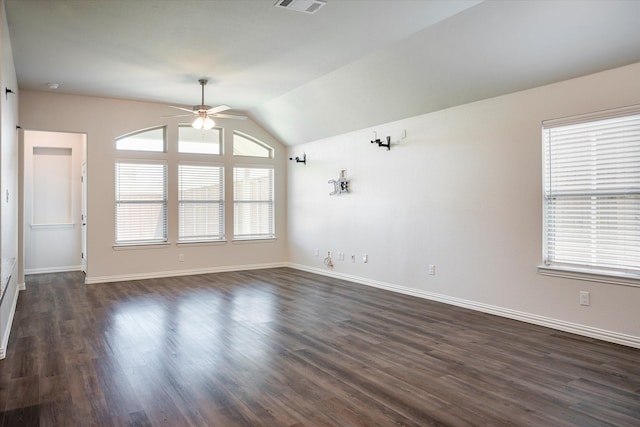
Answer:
[[289, 153, 306, 164], [371, 135, 391, 151]]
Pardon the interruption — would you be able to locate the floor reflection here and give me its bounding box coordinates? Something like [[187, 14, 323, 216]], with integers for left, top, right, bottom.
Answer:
[[103, 281, 279, 403]]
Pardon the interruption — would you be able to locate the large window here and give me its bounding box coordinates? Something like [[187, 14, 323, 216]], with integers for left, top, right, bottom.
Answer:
[[542, 106, 640, 278], [178, 164, 224, 242], [233, 167, 274, 239], [115, 161, 168, 244]]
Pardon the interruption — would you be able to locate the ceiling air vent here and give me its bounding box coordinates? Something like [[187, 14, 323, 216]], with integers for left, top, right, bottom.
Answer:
[[274, 0, 327, 14]]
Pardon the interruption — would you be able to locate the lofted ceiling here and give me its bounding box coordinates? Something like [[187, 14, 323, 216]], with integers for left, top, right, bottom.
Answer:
[[5, 0, 640, 145]]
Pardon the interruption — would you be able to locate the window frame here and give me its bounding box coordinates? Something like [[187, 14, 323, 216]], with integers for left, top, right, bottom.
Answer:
[[178, 124, 223, 155], [114, 159, 168, 246], [233, 131, 274, 158], [115, 126, 166, 153], [539, 104, 640, 287], [177, 162, 225, 243], [232, 166, 275, 241]]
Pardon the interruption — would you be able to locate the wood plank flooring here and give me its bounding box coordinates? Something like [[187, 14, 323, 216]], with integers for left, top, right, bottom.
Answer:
[[0, 268, 638, 426]]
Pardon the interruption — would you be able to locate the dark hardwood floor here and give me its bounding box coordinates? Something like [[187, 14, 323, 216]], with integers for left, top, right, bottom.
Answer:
[[0, 268, 638, 426]]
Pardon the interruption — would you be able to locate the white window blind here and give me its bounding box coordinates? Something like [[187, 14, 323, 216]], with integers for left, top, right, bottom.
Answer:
[[115, 161, 168, 244], [179, 164, 224, 241], [233, 167, 274, 239], [542, 107, 640, 277]]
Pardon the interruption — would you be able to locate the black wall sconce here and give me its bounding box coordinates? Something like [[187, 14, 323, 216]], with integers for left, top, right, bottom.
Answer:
[[289, 153, 306, 165], [371, 135, 391, 151]]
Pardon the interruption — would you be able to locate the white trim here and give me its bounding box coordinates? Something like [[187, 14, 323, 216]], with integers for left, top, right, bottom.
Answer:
[[538, 265, 640, 288], [85, 262, 287, 284], [288, 263, 640, 350], [25, 265, 82, 275], [112, 242, 171, 250], [0, 285, 21, 359], [18, 282, 26, 291], [542, 103, 640, 128]]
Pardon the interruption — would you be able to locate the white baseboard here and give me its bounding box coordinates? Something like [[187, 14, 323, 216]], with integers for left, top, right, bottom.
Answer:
[[0, 285, 21, 359], [25, 265, 82, 275], [18, 282, 25, 291], [85, 262, 288, 284], [288, 263, 640, 350]]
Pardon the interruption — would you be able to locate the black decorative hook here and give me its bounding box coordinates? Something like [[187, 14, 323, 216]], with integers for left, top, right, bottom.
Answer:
[[371, 135, 391, 151], [5, 88, 15, 99], [289, 153, 306, 165]]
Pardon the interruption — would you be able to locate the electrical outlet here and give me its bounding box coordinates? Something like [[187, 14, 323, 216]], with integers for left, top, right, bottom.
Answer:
[[351, 254, 356, 263], [428, 264, 436, 275], [579, 291, 590, 306], [179, 253, 185, 262], [362, 254, 368, 263], [338, 252, 345, 261], [314, 248, 319, 257]]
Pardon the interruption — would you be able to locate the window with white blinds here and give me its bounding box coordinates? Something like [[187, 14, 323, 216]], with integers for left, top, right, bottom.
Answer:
[[233, 167, 274, 239], [115, 161, 168, 244], [178, 164, 224, 242], [542, 106, 640, 277]]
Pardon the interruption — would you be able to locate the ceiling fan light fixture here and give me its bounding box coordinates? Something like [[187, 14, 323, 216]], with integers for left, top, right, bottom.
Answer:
[[192, 116, 204, 129], [203, 117, 215, 130], [192, 115, 215, 130]]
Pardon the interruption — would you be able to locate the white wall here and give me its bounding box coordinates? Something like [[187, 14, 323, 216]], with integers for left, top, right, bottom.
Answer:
[[19, 91, 287, 283], [0, 0, 20, 358], [287, 62, 640, 347], [23, 131, 85, 273]]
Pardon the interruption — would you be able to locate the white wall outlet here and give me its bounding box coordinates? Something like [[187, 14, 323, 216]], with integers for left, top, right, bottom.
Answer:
[[179, 253, 185, 262], [362, 254, 368, 263], [314, 248, 319, 257], [428, 264, 436, 275], [351, 254, 356, 263], [338, 252, 345, 261], [579, 291, 590, 306]]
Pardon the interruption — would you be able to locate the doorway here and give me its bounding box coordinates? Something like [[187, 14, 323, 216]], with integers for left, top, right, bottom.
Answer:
[[22, 130, 87, 274]]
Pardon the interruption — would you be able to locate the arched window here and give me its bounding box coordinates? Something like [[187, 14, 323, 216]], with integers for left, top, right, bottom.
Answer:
[[233, 131, 273, 158], [116, 126, 165, 152]]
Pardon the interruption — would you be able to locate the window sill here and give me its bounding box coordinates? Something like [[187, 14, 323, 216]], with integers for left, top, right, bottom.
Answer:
[[177, 240, 227, 247], [538, 265, 640, 288], [113, 242, 171, 251], [232, 237, 277, 244]]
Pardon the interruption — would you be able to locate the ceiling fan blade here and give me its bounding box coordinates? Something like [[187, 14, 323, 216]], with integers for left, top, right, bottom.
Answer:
[[161, 113, 195, 118], [206, 105, 231, 114], [168, 105, 195, 113], [211, 113, 248, 120]]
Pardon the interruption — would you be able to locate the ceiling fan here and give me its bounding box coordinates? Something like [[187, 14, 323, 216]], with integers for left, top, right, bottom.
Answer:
[[163, 78, 247, 129]]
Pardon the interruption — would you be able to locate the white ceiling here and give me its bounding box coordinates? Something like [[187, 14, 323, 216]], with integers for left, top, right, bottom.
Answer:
[[6, 0, 640, 145]]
